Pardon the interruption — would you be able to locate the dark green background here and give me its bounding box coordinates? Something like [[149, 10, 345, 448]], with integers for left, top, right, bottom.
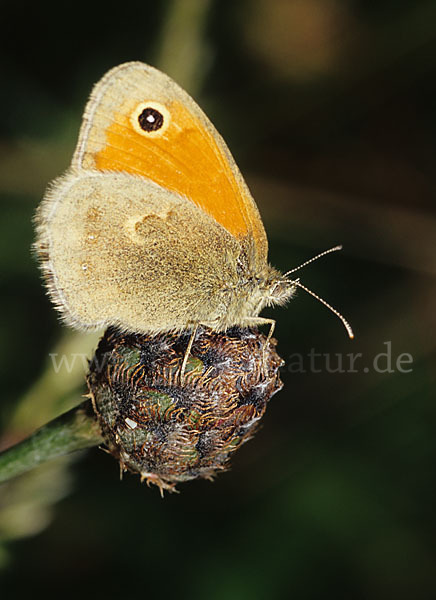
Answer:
[[1, 1, 435, 598]]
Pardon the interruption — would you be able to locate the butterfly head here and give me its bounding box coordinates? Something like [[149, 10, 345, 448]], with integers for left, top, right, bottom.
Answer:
[[260, 268, 297, 309], [242, 247, 354, 339]]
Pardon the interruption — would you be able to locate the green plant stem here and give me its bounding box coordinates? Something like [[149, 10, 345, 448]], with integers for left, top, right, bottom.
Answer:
[[155, 0, 212, 94], [0, 401, 103, 485]]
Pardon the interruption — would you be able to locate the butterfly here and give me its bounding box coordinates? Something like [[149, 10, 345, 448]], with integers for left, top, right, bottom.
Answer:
[[35, 62, 353, 343]]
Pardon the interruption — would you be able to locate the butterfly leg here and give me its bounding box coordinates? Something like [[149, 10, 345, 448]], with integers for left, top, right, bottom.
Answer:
[[180, 323, 199, 382], [244, 317, 276, 376]]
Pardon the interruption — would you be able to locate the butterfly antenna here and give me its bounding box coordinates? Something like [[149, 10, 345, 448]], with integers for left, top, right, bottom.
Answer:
[[290, 279, 354, 339], [282, 245, 343, 278]]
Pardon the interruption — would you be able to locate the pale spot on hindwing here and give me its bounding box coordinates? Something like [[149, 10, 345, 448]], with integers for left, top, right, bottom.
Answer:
[[124, 207, 176, 244]]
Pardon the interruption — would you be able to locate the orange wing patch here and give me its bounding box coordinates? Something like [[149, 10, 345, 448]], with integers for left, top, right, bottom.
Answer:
[[94, 100, 254, 242]]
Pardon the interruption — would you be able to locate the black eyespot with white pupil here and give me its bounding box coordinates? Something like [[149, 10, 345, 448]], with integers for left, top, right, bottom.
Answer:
[[138, 107, 164, 132]]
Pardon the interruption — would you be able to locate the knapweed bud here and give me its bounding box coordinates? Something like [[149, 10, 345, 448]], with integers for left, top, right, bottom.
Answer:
[[87, 326, 284, 494]]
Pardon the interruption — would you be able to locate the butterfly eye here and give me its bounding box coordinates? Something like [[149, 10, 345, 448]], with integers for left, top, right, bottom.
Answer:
[[131, 101, 170, 137]]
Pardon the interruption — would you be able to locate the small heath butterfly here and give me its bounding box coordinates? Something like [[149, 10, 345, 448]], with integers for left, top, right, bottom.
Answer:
[[35, 62, 353, 339]]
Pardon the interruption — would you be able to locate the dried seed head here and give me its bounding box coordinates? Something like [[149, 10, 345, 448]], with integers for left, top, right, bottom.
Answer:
[[87, 326, 284, 494]]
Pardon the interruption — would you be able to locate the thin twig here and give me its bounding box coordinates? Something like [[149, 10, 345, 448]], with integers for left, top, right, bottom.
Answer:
[[0, 401, 102, 485]]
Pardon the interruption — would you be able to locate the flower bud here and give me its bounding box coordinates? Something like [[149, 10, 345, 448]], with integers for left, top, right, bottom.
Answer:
[[87, 326, 283, 494]]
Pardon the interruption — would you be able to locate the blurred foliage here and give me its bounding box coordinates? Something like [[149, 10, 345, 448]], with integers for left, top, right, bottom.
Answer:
[[0, 0, 435, 598]]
